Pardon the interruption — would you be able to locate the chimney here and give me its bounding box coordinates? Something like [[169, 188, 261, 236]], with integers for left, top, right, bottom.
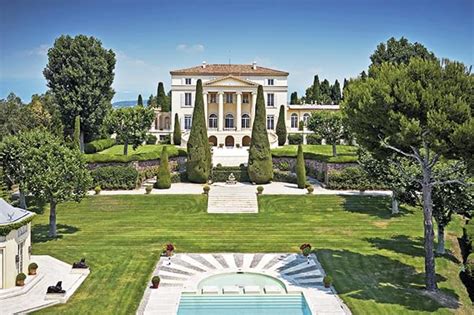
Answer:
[[252, 61, 257, 70], [202, 61, 207, 68]]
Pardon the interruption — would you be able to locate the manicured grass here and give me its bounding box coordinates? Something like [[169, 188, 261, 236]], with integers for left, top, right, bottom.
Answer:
[[84, 144, 186, 163], [31, 195, 470, 314], [271, 145, 358, 163]]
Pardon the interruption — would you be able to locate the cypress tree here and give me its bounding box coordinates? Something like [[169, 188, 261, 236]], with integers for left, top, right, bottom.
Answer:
[[331, 80, 341, 104], [342, 78, 349, 100], [290, 92, 299, 104], [156, 146, 171, 189], [147, 94, 154, 107], [248, 85, 273, 184], [360, 71, 367, 80], [157, 82, 169, 112], [296, 144, 306, 188], [186, 79, 211, 183], [275, 105, 287, 146], [173, 113, 182, 145], [320, 79, 331, 100], [312, 75, 320, 104], [137, 94, 143, 106], [73, 115, 82, 151]]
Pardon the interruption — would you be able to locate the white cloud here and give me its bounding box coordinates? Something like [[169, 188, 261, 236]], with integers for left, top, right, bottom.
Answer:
[[176, 44, 205, 53], [26, 44, 50, 57]]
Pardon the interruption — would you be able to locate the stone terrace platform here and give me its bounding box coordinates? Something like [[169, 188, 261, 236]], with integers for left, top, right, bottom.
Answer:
[[137, 253, 351, 315], [0, 255, 89, 314]]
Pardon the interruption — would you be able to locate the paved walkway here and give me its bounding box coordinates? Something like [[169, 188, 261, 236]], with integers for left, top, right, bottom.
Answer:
[[0, 255, 89, 314], [212, 147, 249, 166], [137, 253, 351, 315], [207, 183, 258, 213]]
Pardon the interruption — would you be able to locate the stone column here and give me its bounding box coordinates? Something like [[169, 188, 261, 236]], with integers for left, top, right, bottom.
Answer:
[[250, 92, 257, 127], [236, 92, 242, 131], [218, 92, 224, 131], [203, 92, 208, 128]]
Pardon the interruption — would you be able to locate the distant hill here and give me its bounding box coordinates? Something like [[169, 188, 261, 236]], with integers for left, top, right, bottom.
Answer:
[[112, 100, 137, 108]]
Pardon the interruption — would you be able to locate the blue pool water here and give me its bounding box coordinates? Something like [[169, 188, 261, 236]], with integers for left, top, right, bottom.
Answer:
[[177, 294, 312, 315]]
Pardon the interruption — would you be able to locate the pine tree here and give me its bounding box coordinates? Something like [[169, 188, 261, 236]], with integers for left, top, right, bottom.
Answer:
[[156, 146, 171, 189], [157, 82, 169, 112], [320, 79, 331, 102], [275, 105, 287, 146], [248, 85, 273, 184], [312, 75, 320, 104], [137, 94, 143, 106], [173, 113, 181, 145], [74, 115, 82, 151], [296, 144, 306, 189], [186, 79, 211, 183], [331, 80, 342, 104]]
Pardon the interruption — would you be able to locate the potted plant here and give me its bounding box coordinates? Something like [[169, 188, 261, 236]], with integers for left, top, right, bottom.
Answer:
[[145, 185, 153, 194], [151, 275, 160, 289], [16, 273, 26, 286], [256, 186, 264, 195], [94, 185, 101, 195], [203, 184, 210, 195], [300, 243, 312, 256], [165, 243, 175, 257], [323, 275, 332, 288], [306, 185, 314, 194], [28, 262, 38, 275]]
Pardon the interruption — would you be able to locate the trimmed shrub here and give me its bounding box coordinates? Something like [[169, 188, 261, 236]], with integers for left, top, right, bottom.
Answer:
[[156, 146, 171, 189], [94, 185, 101, 195], [256, 186, 264, 194], [306, 134, 322, 145], [186, 79, 211, 183], [296, 144, 306, 188], [248, 85, 273, 184], [275, 105, 287, 146], [84, 138, 116, 154], [211, 165, 250, 182], [85, 146, 187, 163], [273, 170, 297, 183], [145, 185, 153, 194], [203, 184, 210, 194], [146, 134, 157, 145], [307, 185, 314, 194], [173, 113, 181, 145], [327, 166, 386, 190], [91, 166, 139, 190], [275, 161, 291, 171], [288, 134, 303, 145]]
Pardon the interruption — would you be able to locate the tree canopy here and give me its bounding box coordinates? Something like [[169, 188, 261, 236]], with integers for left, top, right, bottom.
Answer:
[[307, 111, 345, 157]]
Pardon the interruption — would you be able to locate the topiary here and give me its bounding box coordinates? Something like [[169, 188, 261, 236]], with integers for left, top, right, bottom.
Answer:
[[186, 79, 211, 183], [173, 113, 181, 145], [28, 262, 38, 275], [275, 105, 287, 146], [156, 146, 171, 189], [256, 186, 264, 194], [94, 186, 101, 195], [296, 144, 306, 188], [307, 185, 314, 194], [248, 85, 273, 184], [203, 184, 210, 194]]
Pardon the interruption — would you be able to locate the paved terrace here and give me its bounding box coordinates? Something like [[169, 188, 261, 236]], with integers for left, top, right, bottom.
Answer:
[[137, 253, 351, 315]]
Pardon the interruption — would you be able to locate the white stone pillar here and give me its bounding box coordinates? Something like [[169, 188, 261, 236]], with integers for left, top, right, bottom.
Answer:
[[250, 92, 257, 127], [218, 92, 224, 131], [236, 92, 242, 131], [203, 92, 208, 128]]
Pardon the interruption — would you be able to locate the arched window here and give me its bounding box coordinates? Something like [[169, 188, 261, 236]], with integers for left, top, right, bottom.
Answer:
[[225, 114, 234, 129], [209, 114, 218, 129], [291, 113, 298, 128], [241, 114, 250, 129], [303, 113, 310, 126]]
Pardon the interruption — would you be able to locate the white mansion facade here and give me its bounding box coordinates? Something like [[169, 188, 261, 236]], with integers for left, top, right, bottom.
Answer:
[[150, 62, 339, 147]]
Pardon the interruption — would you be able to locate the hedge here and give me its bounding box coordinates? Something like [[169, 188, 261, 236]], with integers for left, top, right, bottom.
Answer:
[[326, 166, 387, 190], [273, 170, 297, 183], [306, 134, 322, 145], [0, 215, 34, 237], [146, 134, 157, 145], [85, 148, 187, 163], [84, 138, 116, 154], [288, 134, 303, 145], [211, 165, 250, 182], [91, 166, 139, 190]]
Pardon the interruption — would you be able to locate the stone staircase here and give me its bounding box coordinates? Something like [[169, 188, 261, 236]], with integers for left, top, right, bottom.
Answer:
[[207, 184, 258, 213]]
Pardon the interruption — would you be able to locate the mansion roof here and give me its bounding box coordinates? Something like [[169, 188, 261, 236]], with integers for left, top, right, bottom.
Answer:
[[170, 64, 289, 76], [288, 104, 340, 110], [0, 198, 35, 225]]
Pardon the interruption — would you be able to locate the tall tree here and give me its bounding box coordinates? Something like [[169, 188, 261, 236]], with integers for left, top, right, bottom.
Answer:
[[275, 105, 287, 146], [331, 80, 342, 104], [74, 115, 81, 150], [186, 79, 211, 183], [343, 57, 473, 291], [248, 85, 273, 184], [156, 146, 171, 189], [290, 92, 299, 104], [319, 79, 332, 103], [296, 144, 306, 188], [23, 131, 91, 237], [0, 167, 10, 202], [0, 93, 26, 140], [307, 111, 345, 157], [106, 105, 154, 155], [342, 79, 349, 100], [312, 75, 320, 104], [157, 82, 170, 112], [360, 71, 367, 80], [147, 94, 155, 107], [44, 34, 115, 145], [173, 113, 182, 145], [137, 94, 143, 106]]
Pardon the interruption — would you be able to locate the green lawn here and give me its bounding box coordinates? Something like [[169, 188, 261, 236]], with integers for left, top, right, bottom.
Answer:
[[31, 195, 470, 315], [271, 145, 358, 163], [84, 144, 186, 163]]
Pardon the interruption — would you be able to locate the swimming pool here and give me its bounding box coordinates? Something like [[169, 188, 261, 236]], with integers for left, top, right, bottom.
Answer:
[[197, 272, 286, 291], [177, 294, 312, 315]]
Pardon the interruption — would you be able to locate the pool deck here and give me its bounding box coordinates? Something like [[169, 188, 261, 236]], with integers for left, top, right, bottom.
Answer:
[[137, 253, 351, 315]]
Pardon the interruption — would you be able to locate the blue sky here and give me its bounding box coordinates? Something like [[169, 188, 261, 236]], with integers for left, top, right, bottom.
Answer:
[[1, 0, 472, 102]]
